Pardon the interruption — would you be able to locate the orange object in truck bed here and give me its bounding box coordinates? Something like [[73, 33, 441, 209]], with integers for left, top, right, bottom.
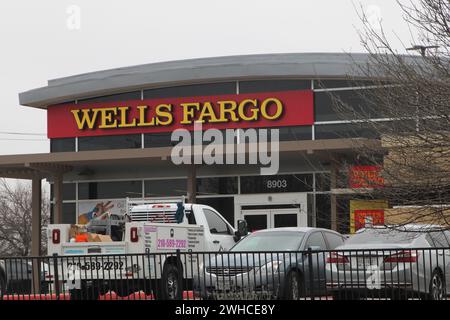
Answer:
[[75, 234, 89, 242]]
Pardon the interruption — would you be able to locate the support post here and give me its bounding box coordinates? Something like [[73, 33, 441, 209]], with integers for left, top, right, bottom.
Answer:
[[53, 174, 63, 224], [31, 177, 42, 294], [187, 165, 196, 203]]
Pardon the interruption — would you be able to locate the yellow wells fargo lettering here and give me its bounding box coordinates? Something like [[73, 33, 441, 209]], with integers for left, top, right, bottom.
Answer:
[[70, 97, 284, 130]]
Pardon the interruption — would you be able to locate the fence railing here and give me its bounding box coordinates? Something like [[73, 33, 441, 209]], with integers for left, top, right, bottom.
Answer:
[[0, 247, 448, 300]]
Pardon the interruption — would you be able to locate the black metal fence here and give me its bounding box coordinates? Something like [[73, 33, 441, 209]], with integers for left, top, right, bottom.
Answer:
[[0, 247, 449, 300]]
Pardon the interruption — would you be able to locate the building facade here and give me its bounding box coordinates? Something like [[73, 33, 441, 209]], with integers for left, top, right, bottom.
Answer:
[[13, 53, 386, 234]]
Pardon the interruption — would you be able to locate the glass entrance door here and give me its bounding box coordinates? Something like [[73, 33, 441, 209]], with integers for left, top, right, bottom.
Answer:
[[242, 210, 270, 232], [242, 207, 303, 231]]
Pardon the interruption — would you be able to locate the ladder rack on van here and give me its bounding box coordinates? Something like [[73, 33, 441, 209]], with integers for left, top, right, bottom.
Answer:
[[125, 197, 186, 222]]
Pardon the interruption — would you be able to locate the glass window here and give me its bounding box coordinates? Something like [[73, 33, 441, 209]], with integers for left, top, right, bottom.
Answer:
[[231, 231, 305, 252], [50, 183, 76, 201], [197, 177, 238, 195], [315, 173, 330, 191], [78, 91, 141, 104], [305, 232, 327, 249], [315, 123, 379, 140], [144, 179, 187, 197], [428, 231, 450, 248], [197, 197, 234, 226], [278, 126, 312, 141], [445, 231, 450, 244], [273, 214, 298, 228], [78, 180, 142, 200], [143, 82, 236, 99], [314, 89, 385, 121], [240, 174, 313, 194], [50, 138, 75, 152], [63, 203, 76, 224], [78, 134, 141, 151], [239, 80, 310, 94], [324, 232, 345, 249], [244, 215, 267, 232], [144, 132, 174, 148], [203, 209, 231, 235], [316, 194, 331, 230]]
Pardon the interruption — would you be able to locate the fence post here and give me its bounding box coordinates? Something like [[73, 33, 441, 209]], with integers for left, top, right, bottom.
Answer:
[[176, 249, 183, 300], [52, 254, 60, 300], [307, 247, 315, 300]]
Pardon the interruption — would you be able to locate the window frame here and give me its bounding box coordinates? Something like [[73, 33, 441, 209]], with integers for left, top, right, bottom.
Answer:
[[202, 208, 233, 235]]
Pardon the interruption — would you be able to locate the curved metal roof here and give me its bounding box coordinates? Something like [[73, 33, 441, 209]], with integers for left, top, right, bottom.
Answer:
[[19, 52, 376, 109]]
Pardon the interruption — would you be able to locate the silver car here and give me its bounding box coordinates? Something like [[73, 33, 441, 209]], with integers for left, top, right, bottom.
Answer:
[[326, 225, 450, 300]]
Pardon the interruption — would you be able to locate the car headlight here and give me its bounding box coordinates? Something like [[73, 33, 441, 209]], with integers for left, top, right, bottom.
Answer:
[[257, 261, 283, 274]]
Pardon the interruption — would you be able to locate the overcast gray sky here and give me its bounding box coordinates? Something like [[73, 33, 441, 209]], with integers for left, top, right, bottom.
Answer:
[[0, 0, 419, 156]]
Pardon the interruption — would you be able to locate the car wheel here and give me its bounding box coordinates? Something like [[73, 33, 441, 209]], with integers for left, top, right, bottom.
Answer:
[[0, 273, 6, 297], [428, 270, 445, 301], [69, 289, 82, 300], [284, 271, 301, 300], [160, 263, 182, 300]]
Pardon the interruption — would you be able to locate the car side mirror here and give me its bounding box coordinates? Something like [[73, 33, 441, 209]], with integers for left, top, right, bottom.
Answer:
[[234, 219, 248, 242]]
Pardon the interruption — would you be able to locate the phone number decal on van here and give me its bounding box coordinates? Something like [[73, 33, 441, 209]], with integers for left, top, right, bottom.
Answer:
[[67, 261, 124, 271], [157, 239, 187, 249]]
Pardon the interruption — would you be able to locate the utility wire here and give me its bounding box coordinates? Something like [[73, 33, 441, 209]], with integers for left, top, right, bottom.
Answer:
[[0, 131, 46, 136], [0, 138, 48, 141]]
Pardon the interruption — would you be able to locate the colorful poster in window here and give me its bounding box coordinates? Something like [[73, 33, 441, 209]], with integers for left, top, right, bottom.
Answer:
[[354, 209, 385, 232], [78, 200, 127, 224], [349, 165, 384, 189], [349, 200, 388, 233]]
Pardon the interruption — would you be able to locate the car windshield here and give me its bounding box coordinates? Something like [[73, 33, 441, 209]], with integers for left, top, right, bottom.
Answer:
[[231, 231, 305, 252], [346, 228, 421, 245]]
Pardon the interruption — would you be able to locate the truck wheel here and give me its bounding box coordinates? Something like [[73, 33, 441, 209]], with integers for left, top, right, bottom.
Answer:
[[160, 263, 182, 300], [69, 287, 99, 300]]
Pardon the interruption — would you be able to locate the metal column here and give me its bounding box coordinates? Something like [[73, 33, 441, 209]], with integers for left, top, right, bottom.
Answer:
[[31, 177, 42, 294], [187, 165, 197, 203], [53, 174, 63, 224]]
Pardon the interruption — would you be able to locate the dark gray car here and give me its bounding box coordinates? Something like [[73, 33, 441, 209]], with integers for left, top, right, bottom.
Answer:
[[193, 227, 345, 300]]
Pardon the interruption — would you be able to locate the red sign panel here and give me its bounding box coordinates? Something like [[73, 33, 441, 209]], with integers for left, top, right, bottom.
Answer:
[[349, 165, 384, 189], [47, 90, 314, 139], [354, 209, 385, 231]]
